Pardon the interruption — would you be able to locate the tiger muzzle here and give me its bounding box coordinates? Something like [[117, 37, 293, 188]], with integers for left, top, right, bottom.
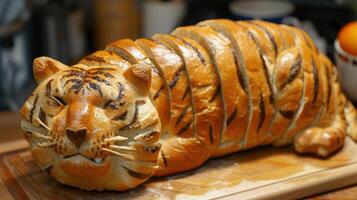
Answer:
[[66, 128, 87, 148]]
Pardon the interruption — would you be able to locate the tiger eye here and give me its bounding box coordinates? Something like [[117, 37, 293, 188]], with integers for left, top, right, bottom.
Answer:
[[53, 96, 67, 106]]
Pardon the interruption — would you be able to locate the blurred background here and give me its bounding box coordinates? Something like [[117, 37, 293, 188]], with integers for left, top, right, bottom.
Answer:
[[0, 0, 356, 111]]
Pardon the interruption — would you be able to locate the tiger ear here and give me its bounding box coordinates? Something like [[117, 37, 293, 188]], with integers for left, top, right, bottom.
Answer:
[[123, 63, 151, 96], [33, 57, 68, 84]]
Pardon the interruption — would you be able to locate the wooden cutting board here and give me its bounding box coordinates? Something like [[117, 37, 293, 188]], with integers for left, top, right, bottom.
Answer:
[[1, 138, 357, 200]]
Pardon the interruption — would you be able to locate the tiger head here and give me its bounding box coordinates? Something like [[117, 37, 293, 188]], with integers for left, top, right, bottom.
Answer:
[[20, 57, 161, 190]]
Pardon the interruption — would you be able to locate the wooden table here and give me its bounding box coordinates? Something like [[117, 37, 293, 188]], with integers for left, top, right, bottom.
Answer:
[[1, 111, 357, 199]]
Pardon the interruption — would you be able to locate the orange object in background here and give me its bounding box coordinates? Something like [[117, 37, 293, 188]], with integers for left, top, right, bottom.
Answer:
[[338, 21, 357, 56]]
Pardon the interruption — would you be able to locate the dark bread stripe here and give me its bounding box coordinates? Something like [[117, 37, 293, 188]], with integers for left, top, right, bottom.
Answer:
[[209, 85, 221, 102], [172, 35, 206, 64], [155, 40, 189, 92], [248, 21, 278, 55], [120, 102, 139, 130], [90, 71, 115, 78], [279, 110, 295, 119], [182, 85, 190, 101], [226, 108, 237, 127], [107, 43, 163, 76], [64, 78, 81, 87], [71, 81, 84, 94], [91, 76, 111, 86], [107, 46, 135, 65], [177, 120, 192, 135], [104, 100, 119, 109], [89, 67, 115, 71], [89, 82, 103, 97], [122, 166, 151, 179], [161, 151, 168, 167], [83, 55, 106, 63], [65, 70, 113, 83], [302, 32, 318, 54], [39, 107, 47, 126], [233, 49, 248, 94], [45, 79, 53, 98], [53, 96, 66, 106], [62, 69, 84, 79], [175, 105, 191, 126], [113, 111, 128, 121], [168, 66, 184, 89], [134, 39, 173, 107], [312, 58, 319, 104], [155, 35, 198, 139], [117, 82, 125, 100], [247, 31, 274, 103], [144, 143, 161, 153], [63, 69, 113, 96], [209, 123, 214, 144], [153, 84, 164, 100], [210, 26, 249, 96], [284, 55, 302, 88], [29, 94, 39, 122], [302, 33, 313, 49], [171, 27, 227, 146], [257, 93, 266, 132]]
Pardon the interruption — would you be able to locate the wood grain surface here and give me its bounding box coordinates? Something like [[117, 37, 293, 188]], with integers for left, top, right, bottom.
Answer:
[[1, 111, 357, 199]]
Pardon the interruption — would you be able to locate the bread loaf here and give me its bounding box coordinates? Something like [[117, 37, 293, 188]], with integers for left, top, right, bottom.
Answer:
[[20, 19, 357, 191]]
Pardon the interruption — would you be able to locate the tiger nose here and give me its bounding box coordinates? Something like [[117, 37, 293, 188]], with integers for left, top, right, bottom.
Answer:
[[66, 129, 87, 148]]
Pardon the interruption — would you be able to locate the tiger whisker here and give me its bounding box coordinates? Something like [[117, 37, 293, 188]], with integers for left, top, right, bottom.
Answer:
[[109, 145, 135, 151], [102, 148, 135, 160], [104, 136, 128, 142], [36, 118, 50, 131], [92, 129, 101, 134], [51, 96, 64, 106], [32, 132, 51, 140], [36, 142, 55, 148]]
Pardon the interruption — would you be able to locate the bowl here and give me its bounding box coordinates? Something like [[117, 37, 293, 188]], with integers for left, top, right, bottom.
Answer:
[[229, 0, 294, 23], [335, 40, 357, 103]]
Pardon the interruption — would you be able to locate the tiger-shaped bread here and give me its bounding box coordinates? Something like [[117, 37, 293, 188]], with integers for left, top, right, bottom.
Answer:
[[20, 19, 357, 191]]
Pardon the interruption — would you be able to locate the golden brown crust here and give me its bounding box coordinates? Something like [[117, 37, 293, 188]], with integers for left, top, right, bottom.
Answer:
[[271, 46, 303, 143], [237, 21, 276, 145], [173, 23, 246, 156], [134, 38, 200, 175], [135, 38, 194, 138], [123, 64, 152, 96], [153, 34, 223, 144], [250, 20, 287, 53], [153, 34, 224, 175], [319, 55, 338, 125], [106, 39, 171, 131], [275, 26, 322, 145], [198, 19, 271, 152], [79, 50, 130, 72], [33, 57, 67, 83], [20, 19, 357, 191], [294, 109, 346, 157], [21, 61, 162, 190], [294, 68, 346, 157]]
